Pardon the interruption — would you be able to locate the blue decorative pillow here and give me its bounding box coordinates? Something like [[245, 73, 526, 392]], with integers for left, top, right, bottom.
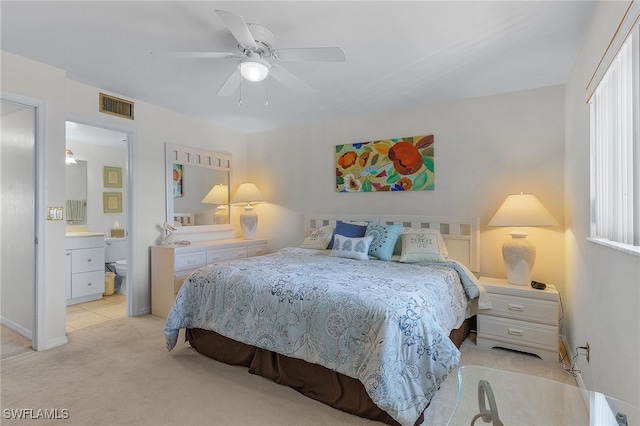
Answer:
[[365, 221, 402, 261], [330, 234, 373, 260], [327, 220, 368, 249]]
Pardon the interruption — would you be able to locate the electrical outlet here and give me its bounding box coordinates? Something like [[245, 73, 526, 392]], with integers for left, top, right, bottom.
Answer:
[[585, 342, 590, 363]]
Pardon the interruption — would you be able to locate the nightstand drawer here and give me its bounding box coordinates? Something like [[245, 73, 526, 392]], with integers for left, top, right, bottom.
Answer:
[[175, 252, 207, 272], [485, 293, 558, 325], [478, 315, 558, 349], [207, 247, 247, 263]]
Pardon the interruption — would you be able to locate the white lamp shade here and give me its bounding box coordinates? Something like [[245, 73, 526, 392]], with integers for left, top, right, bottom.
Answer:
[[231, 183, 265, 205], [488, 193, 559, 227], [201, 184, 229, 205]]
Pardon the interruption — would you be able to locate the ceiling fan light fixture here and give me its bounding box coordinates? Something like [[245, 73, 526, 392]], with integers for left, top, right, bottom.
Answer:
[[240, 58, 270, 82]]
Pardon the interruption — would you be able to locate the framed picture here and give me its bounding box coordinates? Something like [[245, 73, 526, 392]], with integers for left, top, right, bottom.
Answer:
[[103, 192, 122, 213], [103, 166, 122, 188], [335, 135, 434, 192], [173, 163, 183, 198]]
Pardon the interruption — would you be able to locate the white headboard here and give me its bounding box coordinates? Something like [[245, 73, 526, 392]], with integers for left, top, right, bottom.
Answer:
[[305, 214, 480, 273]]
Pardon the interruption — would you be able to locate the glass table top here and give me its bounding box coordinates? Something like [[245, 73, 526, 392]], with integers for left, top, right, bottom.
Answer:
[[447, 366, 638, 426]]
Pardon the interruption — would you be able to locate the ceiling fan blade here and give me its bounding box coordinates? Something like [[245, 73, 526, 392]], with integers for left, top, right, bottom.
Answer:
[[215, 10, 258, 49], [269, 65, 315, 94], [216, 68, 241, 96], [272, 47, 346, 62], [151, 51, 240, 59]]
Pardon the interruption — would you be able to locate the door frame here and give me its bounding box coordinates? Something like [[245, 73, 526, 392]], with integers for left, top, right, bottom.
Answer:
[[66, 115, 137, 317], [1, 92, 46, 350]]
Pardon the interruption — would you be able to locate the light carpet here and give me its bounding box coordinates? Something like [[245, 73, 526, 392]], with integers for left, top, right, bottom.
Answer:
[[1, 315, 576, 425]]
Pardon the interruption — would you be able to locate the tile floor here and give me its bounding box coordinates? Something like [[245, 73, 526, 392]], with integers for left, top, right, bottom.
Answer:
[[1, 294, 127, 360], [66, 293, 126, 333]]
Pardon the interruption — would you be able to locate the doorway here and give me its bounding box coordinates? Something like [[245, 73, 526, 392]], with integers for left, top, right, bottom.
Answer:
[[65, 121, 132, 331], [1, 100, 36, 355]]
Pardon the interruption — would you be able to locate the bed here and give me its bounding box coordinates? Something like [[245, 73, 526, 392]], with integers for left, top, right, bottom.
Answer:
[[165, 214, 489, 426]]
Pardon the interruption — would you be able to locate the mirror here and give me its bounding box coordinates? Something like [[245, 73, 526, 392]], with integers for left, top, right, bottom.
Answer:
[[65, 159, 87, 225], [165, 143, 232, 234]]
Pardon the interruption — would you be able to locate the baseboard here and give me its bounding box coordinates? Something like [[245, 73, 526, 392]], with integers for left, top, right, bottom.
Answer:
[[136, 306, 151, 316], [561, 334, 586, 390], [43, 336, 69, 350], [1, 316, 32, 340]]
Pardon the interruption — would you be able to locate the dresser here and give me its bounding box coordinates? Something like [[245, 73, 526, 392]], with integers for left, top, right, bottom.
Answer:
[[66, 235, 106, 305], [151, 238, 268, 318], [476, 276, 559, 362]]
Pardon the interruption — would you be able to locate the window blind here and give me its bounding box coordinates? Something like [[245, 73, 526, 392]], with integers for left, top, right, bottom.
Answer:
[[590, 35, 636, 245]]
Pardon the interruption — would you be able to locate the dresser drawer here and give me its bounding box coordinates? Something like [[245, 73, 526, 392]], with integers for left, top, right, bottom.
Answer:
[[248, 244, 267, 257], [207, 247, 247, 263], [71, 270, 105, 298], [478, 315, 558, 350], [175, 252, 207, 272], [485, 293, 558, 325], [71, 248, 105, 274]]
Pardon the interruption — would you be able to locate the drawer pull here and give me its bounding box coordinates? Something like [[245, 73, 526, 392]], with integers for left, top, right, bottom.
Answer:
[[508, 303, 524, 312], [508, 328, 523, 336], [210, 256, 221, 261], [187, 259, 197, 264], [87, 258, 92, 262], [87, 282, 92, 286], [236, 252, 244, 257], [255, 248, 263, 253]]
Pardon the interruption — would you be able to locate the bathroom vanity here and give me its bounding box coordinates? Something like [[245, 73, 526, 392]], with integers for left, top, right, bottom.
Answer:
[[65, 233, 106, 305]]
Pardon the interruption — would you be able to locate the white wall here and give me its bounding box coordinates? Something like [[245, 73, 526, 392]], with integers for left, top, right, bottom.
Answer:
[[1, 106, 36, 338], [248, 85, 566, 286], [564, 1, 640, 407]]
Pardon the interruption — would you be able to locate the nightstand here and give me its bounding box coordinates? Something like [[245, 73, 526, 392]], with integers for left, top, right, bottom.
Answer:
[[476, 276, 559, 362]]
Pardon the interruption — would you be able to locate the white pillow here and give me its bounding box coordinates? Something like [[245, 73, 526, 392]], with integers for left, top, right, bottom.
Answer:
[[330, 234, 373, 261], [300, 225, 335, 250], [394, 227, 449, 258], [399, 231, 448, 263]]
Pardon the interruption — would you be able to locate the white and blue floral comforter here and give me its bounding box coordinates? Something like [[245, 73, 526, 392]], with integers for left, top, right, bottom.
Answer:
[[165, 247, 486, 426]]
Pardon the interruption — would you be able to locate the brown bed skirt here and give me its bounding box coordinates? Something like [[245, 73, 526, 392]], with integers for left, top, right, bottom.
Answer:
[[186, 317, 472, 426]]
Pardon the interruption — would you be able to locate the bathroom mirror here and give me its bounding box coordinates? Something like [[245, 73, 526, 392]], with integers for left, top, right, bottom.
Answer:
[[165, 143, 232, 234], [65, 159, 87, 225]]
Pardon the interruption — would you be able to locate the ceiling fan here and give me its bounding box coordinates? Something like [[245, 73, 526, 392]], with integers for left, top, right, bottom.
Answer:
[[164, 10, 346, 96]]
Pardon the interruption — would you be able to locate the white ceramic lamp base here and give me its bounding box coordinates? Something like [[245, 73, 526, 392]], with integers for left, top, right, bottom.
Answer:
[[239, 205, 258, 240], [502, 231, 536, 285]]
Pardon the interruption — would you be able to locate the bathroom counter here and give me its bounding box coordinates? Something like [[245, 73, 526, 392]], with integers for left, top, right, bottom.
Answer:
[[66, 232, 106, 237]]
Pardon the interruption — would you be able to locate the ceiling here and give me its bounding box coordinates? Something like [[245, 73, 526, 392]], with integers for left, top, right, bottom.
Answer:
[[1, 1, 595, 134]]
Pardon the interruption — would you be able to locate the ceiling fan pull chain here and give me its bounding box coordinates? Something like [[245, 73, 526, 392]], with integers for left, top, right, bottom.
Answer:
[[238, 69, 243, 106], [265, 86, 270, 107]]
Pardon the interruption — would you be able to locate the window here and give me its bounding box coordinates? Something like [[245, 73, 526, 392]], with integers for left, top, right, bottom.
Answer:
[[588, 5, 640, 255]]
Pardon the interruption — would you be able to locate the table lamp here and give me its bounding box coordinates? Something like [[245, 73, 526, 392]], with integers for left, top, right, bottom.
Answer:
[[230, 182, 265, 240], [201, 184, 229, 224], [488, 193, 559, 285]]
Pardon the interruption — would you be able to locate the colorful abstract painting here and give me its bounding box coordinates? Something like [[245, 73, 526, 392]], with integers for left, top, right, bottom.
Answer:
[[335, 135, 434, 192]]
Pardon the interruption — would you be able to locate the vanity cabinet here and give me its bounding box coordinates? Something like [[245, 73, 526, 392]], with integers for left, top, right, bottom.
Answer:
[[66, 235, 106, 305], [151, 238, 268, 318]]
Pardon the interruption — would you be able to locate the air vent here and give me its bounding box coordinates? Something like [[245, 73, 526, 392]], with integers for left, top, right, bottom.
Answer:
[[99, 93, 134, 120]]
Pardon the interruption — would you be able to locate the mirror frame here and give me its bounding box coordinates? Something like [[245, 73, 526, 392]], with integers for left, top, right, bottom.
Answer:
[[165, 143, 232, 234]]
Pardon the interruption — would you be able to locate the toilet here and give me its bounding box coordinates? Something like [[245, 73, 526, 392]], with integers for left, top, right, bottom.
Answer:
[[105, 237, 127, 295]]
